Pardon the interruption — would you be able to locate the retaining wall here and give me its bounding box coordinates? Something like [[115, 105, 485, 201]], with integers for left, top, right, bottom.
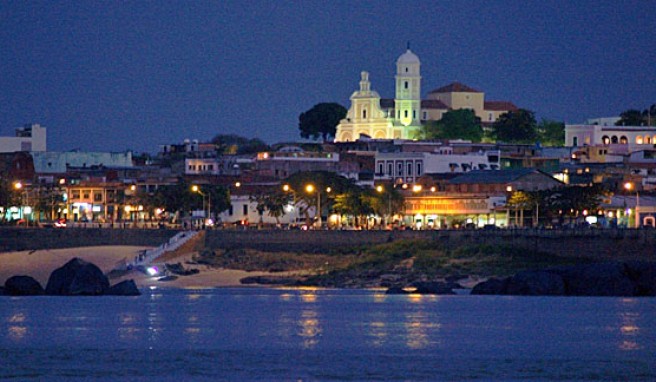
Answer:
[[0, 227, 177, 252]]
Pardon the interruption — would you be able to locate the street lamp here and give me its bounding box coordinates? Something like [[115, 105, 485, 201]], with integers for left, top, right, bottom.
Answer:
[[624, 182, 640, 228], [192, 185, 211, 227], [305, 184, 331, 229], [13, 181, 32, 227], [377, 185, 392, 227]]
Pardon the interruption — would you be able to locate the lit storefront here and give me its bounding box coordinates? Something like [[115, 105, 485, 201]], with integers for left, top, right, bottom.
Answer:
[[403, 194, 507, 229]]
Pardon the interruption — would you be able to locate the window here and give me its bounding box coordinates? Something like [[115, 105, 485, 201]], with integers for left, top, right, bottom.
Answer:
[[405, 67, 408, 73], [94, 192, 102, 202], [243, 205, 248, 215], [83, 191, 90, 199], [413, 110, 416, 119], [489, 113, 493, 121], [404, 81, 409, 89], [229, 206, 233, 216], [416, 162, 422, 176], [397, 163, 403, 176], [407, 162, 413, 176], [611, 136, 618, 144], [378, 163, 383, 175], [637, 136, 644, 144], [71, 190, 80, 200], [620, 136, 628, 144], [404, 110, 408, 118], [362, 109, 367, 119], [423, 111, 427, 120], [387, 163, 393, 176], [572, 137, 578, 147], [602, 136, 610, 145]]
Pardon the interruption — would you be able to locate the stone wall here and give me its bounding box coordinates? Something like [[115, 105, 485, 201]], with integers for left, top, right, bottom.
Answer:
[[203, 229, 656, 260], [0, 228, 177, 252], [2, 227, 655, 261]]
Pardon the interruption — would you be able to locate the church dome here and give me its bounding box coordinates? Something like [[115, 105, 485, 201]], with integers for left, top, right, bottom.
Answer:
[[396, 49, 420, 65]]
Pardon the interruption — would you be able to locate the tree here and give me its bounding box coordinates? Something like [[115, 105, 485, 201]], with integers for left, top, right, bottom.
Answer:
[[284, 171, 355, 226], [0, 177, 20, 222], [491, 109, 538, 144], [422, 109, 483, 142], [211, 134, 269, 155], [264, 191, 293, 225], [616, 109, 644, 126], [298, 103, 347, 141], [616, 104, 656, 127], [537, 119, 565, 146]]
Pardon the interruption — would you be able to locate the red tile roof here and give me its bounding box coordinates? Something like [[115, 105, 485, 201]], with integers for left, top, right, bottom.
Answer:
[[484, 101, 518, 111], [428, 82, 481, 94], [421, 99, 449, 109]]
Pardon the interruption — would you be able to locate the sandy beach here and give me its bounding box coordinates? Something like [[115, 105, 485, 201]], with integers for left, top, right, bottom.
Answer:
[[0, 246, 277, 290]]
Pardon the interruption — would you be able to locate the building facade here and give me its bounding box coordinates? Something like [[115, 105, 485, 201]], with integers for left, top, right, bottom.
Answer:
[[335, 49, 518, 142], [0, 123, 47, 153]]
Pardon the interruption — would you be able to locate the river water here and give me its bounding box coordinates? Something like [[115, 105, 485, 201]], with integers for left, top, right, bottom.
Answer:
[[1, 288, 654, 381]]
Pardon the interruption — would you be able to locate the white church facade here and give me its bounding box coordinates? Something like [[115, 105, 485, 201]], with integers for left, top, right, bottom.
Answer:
[[335, 48, 518, 142]]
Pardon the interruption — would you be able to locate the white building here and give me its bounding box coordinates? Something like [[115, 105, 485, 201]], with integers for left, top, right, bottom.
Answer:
[[32, 151, 133, 173], [0, 123, 47, 153], [565, 124, 656, 153], [375, 148, 500, 184], [217, 194, 306, 226]]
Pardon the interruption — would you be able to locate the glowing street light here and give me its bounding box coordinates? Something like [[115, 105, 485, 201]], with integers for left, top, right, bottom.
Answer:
[[624, 182, 640, 228], [377, 185, 392, 227], [192, 185, 211, 227]]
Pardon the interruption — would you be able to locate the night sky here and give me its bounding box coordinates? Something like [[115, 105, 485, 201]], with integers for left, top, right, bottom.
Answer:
[[1, 1, 654, 154]]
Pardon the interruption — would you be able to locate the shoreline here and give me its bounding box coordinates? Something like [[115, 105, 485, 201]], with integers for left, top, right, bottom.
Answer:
[[0, 246, 284, 290]]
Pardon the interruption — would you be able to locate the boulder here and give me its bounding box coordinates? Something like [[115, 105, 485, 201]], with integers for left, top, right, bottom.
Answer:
[[555, 263, 635, 297], [107, 280, 141, 296], [5, 275, 45, 296], [385, 286, 410, 295], [471, 277, 510, 295], [45, 258, 110, 296], [505, 271, 565, 296], [411, 281, 457, 295]]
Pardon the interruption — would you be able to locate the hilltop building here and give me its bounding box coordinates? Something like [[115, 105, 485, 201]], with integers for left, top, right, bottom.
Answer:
[[334, 49, 517, 142], [0, 123, 47, 153]]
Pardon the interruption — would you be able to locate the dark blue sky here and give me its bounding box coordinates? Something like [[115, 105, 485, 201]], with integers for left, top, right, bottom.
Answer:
[[1, 1, 654, 154]]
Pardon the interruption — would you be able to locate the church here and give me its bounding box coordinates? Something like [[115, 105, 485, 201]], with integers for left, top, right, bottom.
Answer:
[[334, 48, 518, 142]]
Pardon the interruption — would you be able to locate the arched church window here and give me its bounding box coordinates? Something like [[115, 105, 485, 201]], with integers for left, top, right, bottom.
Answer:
[[413, 110, 416, 119], [404, 110, 408, 118], [362, 109, 367, 119], [602, 136, 610, 145], [647, 136, 653, 144], [405, 67, 408, 73], [620, 136, 628, 144], [404, 81, 409, 89], [611, 136, 618, 144]]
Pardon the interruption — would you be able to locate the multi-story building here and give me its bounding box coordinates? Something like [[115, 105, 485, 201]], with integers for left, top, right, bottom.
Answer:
[[0, 123, 47, 153], [253, 146, 359, 180], [375, 147, 500, 184], [566, 124, 656, 153]]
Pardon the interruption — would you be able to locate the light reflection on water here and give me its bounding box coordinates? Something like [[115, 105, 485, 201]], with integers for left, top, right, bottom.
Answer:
[[1, 289, 655, 381]]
